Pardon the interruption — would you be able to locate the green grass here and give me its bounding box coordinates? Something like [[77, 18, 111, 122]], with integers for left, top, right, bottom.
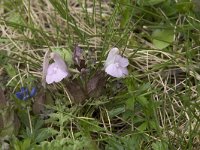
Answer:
[[0, 0, 200, 149]]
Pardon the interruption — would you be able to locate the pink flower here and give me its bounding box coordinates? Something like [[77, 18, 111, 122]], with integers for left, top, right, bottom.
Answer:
[[104, 48, 129, 78], [46, 52, 69, 84]]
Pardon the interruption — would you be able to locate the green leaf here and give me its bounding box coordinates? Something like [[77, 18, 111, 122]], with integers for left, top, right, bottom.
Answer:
[[137, 96, 149, 108], [105, 137, 124, 150], [4, 64, 17, 79], [79, 119, 103, 132], [119, 0, 133, 28], [193, 0, 200, 19], [137, 0, 166, 6], [34, 128, 58, 143], [7, 13, 24, 25], [21, 138, 31, 150], [152, 141, 168, 150], [126, 97, 136, 111], [138, 82, 151, 94], [138, 122, 147, 131], [152, 29, 174, 49], [52, 48, 73, 66], [108, 106, 125, 118], [149, 120, 157, 130], [176, 1, 193, 13], [0, 105, 20, 137]]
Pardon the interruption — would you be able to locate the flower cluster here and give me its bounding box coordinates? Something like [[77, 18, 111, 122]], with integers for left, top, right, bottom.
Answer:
[[44, 47, 129, 84], [15, 87, 37, 100]]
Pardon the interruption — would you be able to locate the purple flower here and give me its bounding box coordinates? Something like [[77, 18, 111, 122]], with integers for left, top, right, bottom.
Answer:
[[16, 87, 37, 100], [46, 52, 69, 84], [30, 87, 37, 97], [104, 48, 129, 78]]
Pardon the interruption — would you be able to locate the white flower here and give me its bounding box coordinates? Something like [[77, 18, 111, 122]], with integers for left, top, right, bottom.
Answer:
[[46, 52, 69, 84], [104, 48, 129, 78]]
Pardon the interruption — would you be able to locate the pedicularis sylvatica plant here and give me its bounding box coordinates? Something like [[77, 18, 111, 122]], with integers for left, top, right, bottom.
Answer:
[[42, 46, 129, 104]]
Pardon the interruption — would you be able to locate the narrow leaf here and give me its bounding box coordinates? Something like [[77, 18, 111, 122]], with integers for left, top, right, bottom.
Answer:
[[66, 80, 86, 103], [32, 89, 46, 115], [87, 71, 106, 98]]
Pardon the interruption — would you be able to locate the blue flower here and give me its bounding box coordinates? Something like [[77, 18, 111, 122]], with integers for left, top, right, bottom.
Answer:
[[15, 87, 37, 100], [30, 87, 37, 97]]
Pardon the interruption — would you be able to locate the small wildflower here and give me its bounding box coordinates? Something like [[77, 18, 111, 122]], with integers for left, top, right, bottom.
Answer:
[[46, 52, 69, 84], [15, 87, 37, 100], [104, 48, 129, 78], [30, 87, 37, 97]]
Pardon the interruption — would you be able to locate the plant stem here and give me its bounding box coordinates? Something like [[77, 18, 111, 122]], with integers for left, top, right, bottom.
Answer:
[[27, 106, 33, 134]]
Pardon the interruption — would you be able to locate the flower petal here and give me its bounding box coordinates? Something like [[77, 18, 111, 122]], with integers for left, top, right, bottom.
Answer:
[[23, 95, 30, 101], [46, 63, 58, 84], [51, 52, 68, 72], [104, 48, 119, 68], [15, 92, 23, 100], [20, 87, 28, 93], [105, 64, 123, 78], [30, 87, 37, 97], [46, 63, 57, 75], [46, 63, 68, 84], [53, 68, 68, 83], [21, 87, 29, 98], [115, 55, 129, 67], [121, 67, 128, 76]]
